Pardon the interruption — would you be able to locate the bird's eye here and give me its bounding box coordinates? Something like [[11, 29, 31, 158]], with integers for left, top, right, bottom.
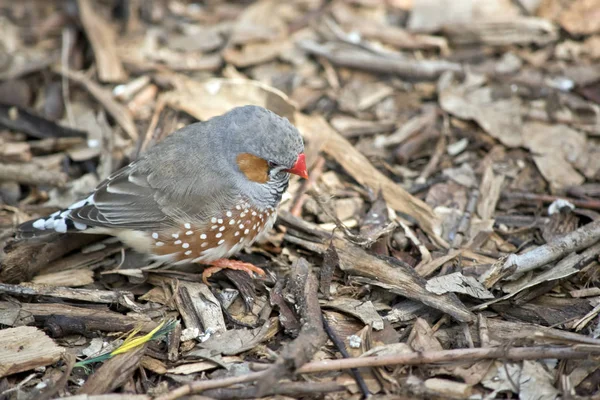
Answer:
[[268, 161, 278, 168]]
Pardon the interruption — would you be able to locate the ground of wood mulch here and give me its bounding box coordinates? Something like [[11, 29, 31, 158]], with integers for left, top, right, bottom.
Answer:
[[1, 1, 600, 399]]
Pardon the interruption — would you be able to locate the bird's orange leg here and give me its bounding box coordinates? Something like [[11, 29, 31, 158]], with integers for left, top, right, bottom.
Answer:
[[202, 259, 266, 285]]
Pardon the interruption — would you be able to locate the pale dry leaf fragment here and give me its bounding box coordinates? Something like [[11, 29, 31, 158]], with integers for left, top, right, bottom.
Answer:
[[532, 154, 584, 191], [228, 0, 288, 45], [385, 300, 431, 323], [572, 139, 600, 180], [440, 74, 523, 147], [425, 378, 472, 398], [426, 272, 494, 299], [199, 319, 273, 356], [407, 0, 474, 32], [558, 0, 600, 35], [324, 297, 385, 330], [80, 338, 105, 358], [166, 356, 241, 375], [522, 122, 586, 190], [160, 76, 296, 122], [360, 342, 414, 357], [519, 360, 559, 400], [443, 163, 478, 188], [481, 361, 521, 393], [408, 318, 444, 352]]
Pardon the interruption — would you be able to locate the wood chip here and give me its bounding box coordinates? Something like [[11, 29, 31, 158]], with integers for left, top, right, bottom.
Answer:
[[77, 0, 127, 82], [0, 326, 64, 378]]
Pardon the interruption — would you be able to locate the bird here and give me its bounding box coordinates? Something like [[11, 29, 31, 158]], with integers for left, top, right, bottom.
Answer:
[[17, 105, 308, 284]]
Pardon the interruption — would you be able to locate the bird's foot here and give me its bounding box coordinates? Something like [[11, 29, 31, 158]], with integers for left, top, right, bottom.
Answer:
[[202, 259, 265, 285]]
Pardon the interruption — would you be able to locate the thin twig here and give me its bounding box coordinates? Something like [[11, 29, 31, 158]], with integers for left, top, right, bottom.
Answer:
[[503, 219, 600, 276], [322, 314, 370, 399], [158, 345, 597, 400], [502, 191, 600, 211], [296, 345, 595, 373], [156, 371, 268, 400], [203, 381, 346, 399]]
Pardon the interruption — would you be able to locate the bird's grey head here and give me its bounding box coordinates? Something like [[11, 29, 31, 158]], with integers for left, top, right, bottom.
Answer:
[[208, 105, 306, 208]]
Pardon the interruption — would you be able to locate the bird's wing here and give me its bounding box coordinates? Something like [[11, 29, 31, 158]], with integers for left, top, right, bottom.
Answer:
[[69, 161, 176, 230]]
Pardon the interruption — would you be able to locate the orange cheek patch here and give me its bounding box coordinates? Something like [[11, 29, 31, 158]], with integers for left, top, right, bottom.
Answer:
[[236, 153, 269, 183]]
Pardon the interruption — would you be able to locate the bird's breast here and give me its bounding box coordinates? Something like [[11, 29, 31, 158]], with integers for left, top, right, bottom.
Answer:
[[147, 200, 277, 264]]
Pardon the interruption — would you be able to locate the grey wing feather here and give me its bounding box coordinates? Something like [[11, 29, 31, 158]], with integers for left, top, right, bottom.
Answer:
[[69, 163, 174, 230]]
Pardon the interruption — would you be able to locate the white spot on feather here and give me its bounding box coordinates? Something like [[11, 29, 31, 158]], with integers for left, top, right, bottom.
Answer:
[[74, 221, 87, 230], [54, 220, 67, 233], [33, 219, 46, 230]]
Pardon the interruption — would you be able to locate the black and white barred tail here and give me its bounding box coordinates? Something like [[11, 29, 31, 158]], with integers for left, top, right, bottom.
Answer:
[[17, 195, 94, 239]]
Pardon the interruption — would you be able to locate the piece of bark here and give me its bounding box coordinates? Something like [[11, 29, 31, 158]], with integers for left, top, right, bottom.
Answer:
[[298, 40, 462, 80], [279, 211, 474, 323], [503, 219, 600, 277], [0, 162, 68, 187], [0, 326, 65, 378], [31, 269, 95, 287], [77, 0, 127, 83], [442, 18, 558, 46], [270, 278, 301, 335], [78, 345, 146, 394], [0, 301, 157, 333], [255, 258, 327, 395], [147, 275, 226, 335], [0, 104, 86, 139], [319, 241, 338, 298], [0, 282, 135, 306], [0, 234, 103, 283], [477, 164, 505, 220]]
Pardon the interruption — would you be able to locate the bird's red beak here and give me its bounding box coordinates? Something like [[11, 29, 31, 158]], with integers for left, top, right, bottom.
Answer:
[[285, 153, 308, 179]]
